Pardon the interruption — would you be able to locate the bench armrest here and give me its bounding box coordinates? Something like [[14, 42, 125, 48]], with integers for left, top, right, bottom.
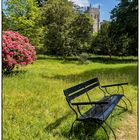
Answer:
[[71, 101, 109, 105], [101, 82, 128, 88]]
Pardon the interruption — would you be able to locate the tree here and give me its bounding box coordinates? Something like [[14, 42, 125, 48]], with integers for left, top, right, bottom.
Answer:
[[41, 0, 93, 57], [2, 11, 9, 31], [92, 22, 116, 58], [4, 0, 43, 49], [41, 0, 77, 56], [110, 0, 138, 56], [68, 13, 93, 55]]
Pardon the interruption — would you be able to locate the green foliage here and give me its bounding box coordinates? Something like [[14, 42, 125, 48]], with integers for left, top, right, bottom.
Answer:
[[4, 0, 44, 48], [41, 0, 76, 56], [92, 0, 138, 57], [78, 52, 89, 64], [2, 12, 9, 30], [41, 0, 93, 57], [110, 0, 138, 56], [3, 0, 137, 57], [68, 13, 93, 55], [92, 22, 115, 58]]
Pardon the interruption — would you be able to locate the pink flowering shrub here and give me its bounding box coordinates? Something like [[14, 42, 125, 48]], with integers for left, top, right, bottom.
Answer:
[[2, 31, 36, 72]]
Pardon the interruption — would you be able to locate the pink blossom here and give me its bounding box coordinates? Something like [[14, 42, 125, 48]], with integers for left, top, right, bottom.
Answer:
[[21, 62, 27, 65], [12, 59, 17, 64], [9, 52, 14, 55], [2, 30, 36, 72]]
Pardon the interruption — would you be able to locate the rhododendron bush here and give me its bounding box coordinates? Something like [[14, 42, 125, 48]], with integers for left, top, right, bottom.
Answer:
[[2, 31, 36, 72]]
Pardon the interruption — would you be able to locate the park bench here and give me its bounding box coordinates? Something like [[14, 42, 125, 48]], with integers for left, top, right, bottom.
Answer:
[[63, 77, 132, 140]]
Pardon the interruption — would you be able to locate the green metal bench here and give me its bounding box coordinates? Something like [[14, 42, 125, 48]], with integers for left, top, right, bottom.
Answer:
[[63, 77, 132, 139]]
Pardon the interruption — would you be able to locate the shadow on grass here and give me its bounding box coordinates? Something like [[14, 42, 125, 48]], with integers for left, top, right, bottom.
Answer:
[[88, 57, 138, 64], [44, 112, 71, 132], [44, 114, 106, 140], [44, 105, 127, 140], [37, 55, 63, 60], [37, 55, 138, 64], [61, 57, 138, 64], [61, 108, 127, 140], [61, 121, 106, 140], [41, 65, 138, 86], [3, 70, 27, 77]]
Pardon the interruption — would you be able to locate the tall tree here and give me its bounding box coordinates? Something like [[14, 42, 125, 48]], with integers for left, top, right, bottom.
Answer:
[[92, 22, 115, 58], [41, 0, 77, 56], [4, 0, 43, 48], [110, 0, 138, 56], [68, 13, 93, 55], [41, 0, 93, 56]]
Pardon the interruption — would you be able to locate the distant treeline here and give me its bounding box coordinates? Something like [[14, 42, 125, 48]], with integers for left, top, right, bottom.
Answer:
[[3, 0, 138, 57]]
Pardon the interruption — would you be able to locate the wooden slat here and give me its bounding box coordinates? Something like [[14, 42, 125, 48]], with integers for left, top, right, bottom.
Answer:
[[78, 94, 124, 121], [78, 96, 111, 120], [67, 82, 99, 102], [64, 78, 99, 96], [98, 95, 123, 120]]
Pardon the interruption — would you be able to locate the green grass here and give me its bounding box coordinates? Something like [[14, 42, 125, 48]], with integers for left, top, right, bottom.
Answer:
[[3, 56, 138, 140]]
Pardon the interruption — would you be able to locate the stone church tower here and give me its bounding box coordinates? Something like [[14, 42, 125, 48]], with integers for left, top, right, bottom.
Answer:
[[86, 5, 100, 33]]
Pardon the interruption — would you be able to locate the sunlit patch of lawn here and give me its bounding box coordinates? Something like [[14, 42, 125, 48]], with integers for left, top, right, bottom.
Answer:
[[3, 56, 137, 140]]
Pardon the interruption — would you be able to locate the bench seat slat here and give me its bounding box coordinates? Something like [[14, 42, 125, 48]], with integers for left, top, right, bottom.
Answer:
[[77, 94, 124, 121], [97, 94, 123, 121]]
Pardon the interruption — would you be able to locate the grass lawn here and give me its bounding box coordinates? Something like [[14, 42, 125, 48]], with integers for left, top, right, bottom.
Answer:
[[3, 56, 138, 140]]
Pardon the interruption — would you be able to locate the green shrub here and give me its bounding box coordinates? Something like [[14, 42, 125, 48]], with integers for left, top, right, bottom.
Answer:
[[78, 53, 89, 64]]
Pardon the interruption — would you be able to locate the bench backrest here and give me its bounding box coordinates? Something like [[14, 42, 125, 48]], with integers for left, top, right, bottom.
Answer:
[[63, 77, 100, 103]]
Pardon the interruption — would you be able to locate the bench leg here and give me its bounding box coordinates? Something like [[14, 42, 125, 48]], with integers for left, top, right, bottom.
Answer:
[[117, 96, 133, 112], [116, 98, 128, 110], [94, 120, 110, 140], [123, 95, 133, 112], [69, 120, 76, 137], [104, 121, 116, 140], [121, 86, 133, 112]]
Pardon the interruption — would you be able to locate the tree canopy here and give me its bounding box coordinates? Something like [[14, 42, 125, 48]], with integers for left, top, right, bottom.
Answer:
[[2, 0, 138, 57], [110, 0, 138, 56], [3, 0, 43, 48], [41, 0, 93, 56]]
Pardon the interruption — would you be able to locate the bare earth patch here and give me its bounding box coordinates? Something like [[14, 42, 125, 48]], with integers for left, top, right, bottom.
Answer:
[[116, 114, 137, 140]]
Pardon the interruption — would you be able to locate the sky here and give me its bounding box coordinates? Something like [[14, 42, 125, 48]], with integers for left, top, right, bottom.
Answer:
[[70, 0, 119, 21], [2, 0, 119, 22]]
